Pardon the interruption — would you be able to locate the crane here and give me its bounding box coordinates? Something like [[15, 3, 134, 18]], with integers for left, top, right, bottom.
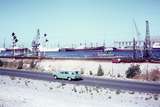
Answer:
[[133, 19, 143, 58], [32, 29, 41, 56]]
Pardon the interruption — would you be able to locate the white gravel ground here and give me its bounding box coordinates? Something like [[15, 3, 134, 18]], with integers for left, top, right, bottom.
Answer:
[[0, 75, 159, 107]]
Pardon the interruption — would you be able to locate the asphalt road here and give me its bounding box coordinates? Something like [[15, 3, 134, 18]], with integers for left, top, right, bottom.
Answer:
[[0, 68, 160, 94]]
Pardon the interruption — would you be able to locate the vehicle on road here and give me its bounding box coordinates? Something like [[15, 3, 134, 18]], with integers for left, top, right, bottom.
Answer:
[[52, 71, 82, 80]]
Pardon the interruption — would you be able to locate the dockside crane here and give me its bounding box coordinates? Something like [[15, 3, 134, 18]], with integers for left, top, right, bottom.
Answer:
[[133, 19, 143, 58], [32, 29, 40, 56], [133, 19, 141, 39], [144, 20, 151, 60]]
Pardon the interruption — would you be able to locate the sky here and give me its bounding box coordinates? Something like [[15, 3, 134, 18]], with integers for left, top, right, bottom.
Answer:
[[0, 0, 160, 48]]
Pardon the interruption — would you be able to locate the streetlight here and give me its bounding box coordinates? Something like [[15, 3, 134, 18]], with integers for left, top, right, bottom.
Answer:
[[11, 32, 18, 56], [43, 33, 48, 56]]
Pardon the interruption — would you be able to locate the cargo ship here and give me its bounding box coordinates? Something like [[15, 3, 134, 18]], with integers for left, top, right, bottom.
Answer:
[[152, 42, 160, 50], [0, 47, 31, 56], [59, 46, 105, 52]]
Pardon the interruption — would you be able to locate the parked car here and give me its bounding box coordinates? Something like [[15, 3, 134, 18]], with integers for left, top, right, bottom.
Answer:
[[112, 58, 121, 63], [52, 71, 82, 80]]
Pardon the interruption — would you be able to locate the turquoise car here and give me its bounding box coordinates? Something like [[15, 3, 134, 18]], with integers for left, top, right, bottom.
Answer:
[[52, 71, 82, 80]]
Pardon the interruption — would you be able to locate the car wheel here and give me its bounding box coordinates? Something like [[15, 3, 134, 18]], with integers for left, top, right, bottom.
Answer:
[[54, 75, 57, 79], [67, 77, 72, 81]]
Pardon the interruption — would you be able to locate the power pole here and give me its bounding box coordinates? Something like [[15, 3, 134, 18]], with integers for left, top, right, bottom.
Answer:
[[84, 41, 87, 48], [103, 40, 106, 47]]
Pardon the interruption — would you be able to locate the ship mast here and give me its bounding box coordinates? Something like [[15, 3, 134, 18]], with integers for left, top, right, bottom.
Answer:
[[3, 38, 6, 48]]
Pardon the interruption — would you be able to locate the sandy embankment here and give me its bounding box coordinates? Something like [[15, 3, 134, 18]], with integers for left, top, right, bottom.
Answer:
[[37, 60, 160, 79], [0, 58, 160, 80]]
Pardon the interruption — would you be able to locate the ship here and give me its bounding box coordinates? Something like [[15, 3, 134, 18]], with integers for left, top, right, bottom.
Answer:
[[0, 47, 31, 56], [59, 46, 105, 52], [0, 48, 6, 52], [112, 46, 134, 51], [152, 42, 160, 50], [39, 47, 59, 52]]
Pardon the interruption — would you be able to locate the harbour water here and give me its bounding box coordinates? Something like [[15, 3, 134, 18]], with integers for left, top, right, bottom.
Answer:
[[1, 49, 160, 59]]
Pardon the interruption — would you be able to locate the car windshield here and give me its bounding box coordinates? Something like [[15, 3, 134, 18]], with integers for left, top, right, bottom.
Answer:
[[71, 71, 79, 75], [65, 72, 68, 74]]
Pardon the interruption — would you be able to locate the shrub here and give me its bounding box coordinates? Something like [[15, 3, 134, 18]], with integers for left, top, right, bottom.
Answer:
[[17, 60, 23, 69], [108, 96, 111, 99], [80, 68, 84, 74], [49, 87, 53, 90], [25, 81, 28, 86], [0, 59, 3, 66], [129, 91, 135, 94], [149, 68, 160, 81], [10, 76, 16, 80], [97, 64, 104, 76], [61, 83, 66, 87], [30, 60, 36, 69], [153, 94, 158, 100], [115, 89, 121, 95], [72, 87, 77, 93], [89, 70, 93, 75], [117, 73, 121, 78], [126, 64, 141, 78], [3, 61, 8, 67]]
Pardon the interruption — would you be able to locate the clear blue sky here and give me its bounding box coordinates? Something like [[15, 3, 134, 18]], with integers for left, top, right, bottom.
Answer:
[[0, 0, 160, 48]]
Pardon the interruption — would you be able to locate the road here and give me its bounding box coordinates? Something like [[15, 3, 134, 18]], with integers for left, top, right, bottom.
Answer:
[[0, 68, 160, 94]]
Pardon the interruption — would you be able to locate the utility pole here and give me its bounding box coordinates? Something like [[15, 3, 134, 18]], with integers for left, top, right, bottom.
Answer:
[[90, 42, 93, 48], [103, 40, 105, 47], [146, 63, 149, 80], [84, 41, 87, 48]]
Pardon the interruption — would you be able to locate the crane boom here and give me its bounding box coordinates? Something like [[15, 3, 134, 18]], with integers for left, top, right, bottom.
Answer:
[[133, 19, 143, 58], [133, 19, 140, 39]]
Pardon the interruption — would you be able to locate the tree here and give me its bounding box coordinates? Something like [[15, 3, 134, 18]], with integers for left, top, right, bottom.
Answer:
[[97, 64, 104, 76], [126, 64, 141, 78]]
